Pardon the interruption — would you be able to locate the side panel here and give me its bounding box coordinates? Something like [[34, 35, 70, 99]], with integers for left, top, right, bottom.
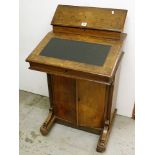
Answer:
[[111, 66, 121, 120], [52, 75, 76, 124], [107, 66, 121, 123], [77, 80, 107, 128]]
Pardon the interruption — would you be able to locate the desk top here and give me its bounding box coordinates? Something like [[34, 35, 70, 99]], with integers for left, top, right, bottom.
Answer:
[[26, 32, 125, 84]]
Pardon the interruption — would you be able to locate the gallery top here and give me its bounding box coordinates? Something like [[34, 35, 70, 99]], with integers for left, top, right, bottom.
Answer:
[[51, 5, 127, 32]]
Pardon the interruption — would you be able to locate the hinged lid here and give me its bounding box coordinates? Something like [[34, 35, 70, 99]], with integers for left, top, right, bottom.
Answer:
[[51, 5, 127, 32]]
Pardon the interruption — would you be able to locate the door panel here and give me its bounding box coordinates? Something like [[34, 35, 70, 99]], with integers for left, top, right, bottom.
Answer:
[[52, 75, 76, 124], [77, 80, 107, 128]]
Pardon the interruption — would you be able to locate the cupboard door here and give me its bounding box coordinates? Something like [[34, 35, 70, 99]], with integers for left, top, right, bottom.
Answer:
[[77, 80, 107, 128], [52, 75, 76, 124]]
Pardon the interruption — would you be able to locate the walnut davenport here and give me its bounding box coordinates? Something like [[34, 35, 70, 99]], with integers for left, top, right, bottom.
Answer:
[[26, 5, 127, 152]]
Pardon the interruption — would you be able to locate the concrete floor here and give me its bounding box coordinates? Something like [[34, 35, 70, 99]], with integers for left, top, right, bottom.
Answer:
[[19, 90, 135, 155]]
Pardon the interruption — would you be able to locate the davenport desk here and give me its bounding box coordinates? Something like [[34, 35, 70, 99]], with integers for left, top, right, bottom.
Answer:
[[26, 5, 127, 152]]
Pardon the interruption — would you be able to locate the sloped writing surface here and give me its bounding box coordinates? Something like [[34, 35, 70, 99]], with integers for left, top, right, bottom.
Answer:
[[40, 38, 111, 66]]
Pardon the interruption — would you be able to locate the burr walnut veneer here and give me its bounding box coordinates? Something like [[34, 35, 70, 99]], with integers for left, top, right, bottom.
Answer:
[[26, 5, 127, 152]]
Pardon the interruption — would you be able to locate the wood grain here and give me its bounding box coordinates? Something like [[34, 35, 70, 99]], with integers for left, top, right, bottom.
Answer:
[[26, 5, 127, 152], [52, 5, 127, 32], [26, 32, 125, 84], [77, 80, 107, 128], [53, 26, 126, 40], [52, 75, 76, 124]]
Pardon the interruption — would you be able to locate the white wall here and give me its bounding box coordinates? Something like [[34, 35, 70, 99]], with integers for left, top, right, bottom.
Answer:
[[19, 0, 134, 117]]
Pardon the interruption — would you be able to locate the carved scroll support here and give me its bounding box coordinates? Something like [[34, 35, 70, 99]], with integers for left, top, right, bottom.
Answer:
[[96, 120, 110, 152], [40, 108, 56, 135]]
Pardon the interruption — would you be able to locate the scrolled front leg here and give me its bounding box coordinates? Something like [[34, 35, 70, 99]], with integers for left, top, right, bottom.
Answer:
[[40, 108, 55, 135], [96, 121, 109, 152]]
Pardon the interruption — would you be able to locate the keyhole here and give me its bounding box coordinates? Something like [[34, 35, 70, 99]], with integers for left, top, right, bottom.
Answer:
[[78, 97, 80, 102]]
